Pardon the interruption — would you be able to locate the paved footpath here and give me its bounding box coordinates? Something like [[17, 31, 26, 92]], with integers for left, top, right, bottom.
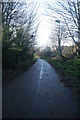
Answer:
[[2, 59, 80, 118]]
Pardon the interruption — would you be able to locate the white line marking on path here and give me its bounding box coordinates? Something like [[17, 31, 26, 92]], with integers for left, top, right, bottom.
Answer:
[[40, 62, 43, 80]]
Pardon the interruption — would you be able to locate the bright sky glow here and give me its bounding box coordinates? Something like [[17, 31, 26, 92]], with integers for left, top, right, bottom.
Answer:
[[37, 16, 51, 48], [6, 0, 75, 48], [25, 0, 74, 48], [36, 0, 52, 48]]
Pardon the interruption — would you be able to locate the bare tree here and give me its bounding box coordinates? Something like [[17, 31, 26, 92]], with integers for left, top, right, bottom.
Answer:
[[2, 0, 39, 68], [2, 0, 39, 48], [44, 0, 80, 58]]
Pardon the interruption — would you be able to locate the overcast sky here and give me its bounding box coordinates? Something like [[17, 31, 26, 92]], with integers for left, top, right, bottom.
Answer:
[[34, 0, 74, 48], [8, 0, 74, 47], [2, 0, 56, 48], [35, 0, 52, 48]]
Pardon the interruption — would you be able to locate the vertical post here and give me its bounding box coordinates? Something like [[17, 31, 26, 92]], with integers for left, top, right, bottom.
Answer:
[[0, 2, 2, 120], [58, 21, 61, 63], [55, 20, 61, 64]]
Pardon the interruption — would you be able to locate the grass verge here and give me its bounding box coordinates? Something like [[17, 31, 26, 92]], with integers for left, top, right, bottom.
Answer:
[[3, 58, 37, 85], [43, 56, 80, 102]]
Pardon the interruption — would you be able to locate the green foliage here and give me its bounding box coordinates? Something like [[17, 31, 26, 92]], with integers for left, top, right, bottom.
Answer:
[[2, 26, 13, 49], [3, 49, 18, 69], [2, 2, 36, 72], [43, 56, 80, 93], [44, 56, 80, 79]]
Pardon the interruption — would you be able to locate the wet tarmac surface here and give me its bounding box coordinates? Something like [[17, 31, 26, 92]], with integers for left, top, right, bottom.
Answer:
[[2, 59, 80, 118]]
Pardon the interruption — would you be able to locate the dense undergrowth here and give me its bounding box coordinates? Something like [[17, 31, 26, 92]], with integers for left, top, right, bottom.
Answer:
[[43, 56, 80, 94]]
